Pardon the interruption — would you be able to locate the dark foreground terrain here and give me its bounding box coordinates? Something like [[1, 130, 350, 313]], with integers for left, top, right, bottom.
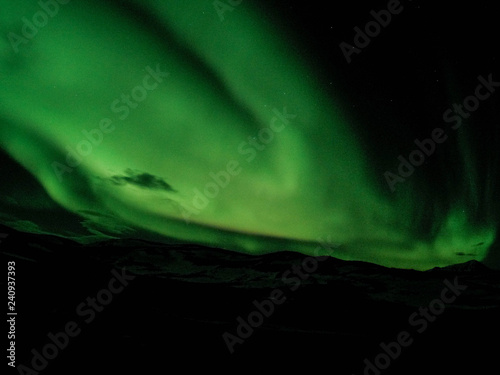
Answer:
[[1, 225, 499, 374]]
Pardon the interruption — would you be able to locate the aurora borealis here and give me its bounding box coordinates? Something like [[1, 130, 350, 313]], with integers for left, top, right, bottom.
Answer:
[[1, 0, 499, 270]]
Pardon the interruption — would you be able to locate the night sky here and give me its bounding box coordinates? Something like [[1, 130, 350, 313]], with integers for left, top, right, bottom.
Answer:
[[1, 0, 500, 270]]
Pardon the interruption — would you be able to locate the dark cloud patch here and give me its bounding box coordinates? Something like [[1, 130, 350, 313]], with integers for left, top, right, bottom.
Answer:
[[109, 169, 175, 192]]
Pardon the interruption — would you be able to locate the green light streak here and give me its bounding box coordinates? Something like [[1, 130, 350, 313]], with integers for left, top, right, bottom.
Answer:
[[0, 0, 495, 270]]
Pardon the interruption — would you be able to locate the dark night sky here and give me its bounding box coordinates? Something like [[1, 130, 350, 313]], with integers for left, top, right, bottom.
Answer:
[[2, 2, 500, 375], [1, 0, 499, 269]]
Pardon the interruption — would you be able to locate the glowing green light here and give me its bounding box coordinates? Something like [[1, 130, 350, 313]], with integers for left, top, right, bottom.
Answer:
[[0, 0, 495, 270]]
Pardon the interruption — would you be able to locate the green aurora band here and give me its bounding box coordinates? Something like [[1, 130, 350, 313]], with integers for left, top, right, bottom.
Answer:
[[0, 0, 497, 269]]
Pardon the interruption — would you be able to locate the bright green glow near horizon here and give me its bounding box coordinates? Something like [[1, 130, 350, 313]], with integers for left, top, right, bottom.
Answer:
[[0, 0, 496, 270]]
